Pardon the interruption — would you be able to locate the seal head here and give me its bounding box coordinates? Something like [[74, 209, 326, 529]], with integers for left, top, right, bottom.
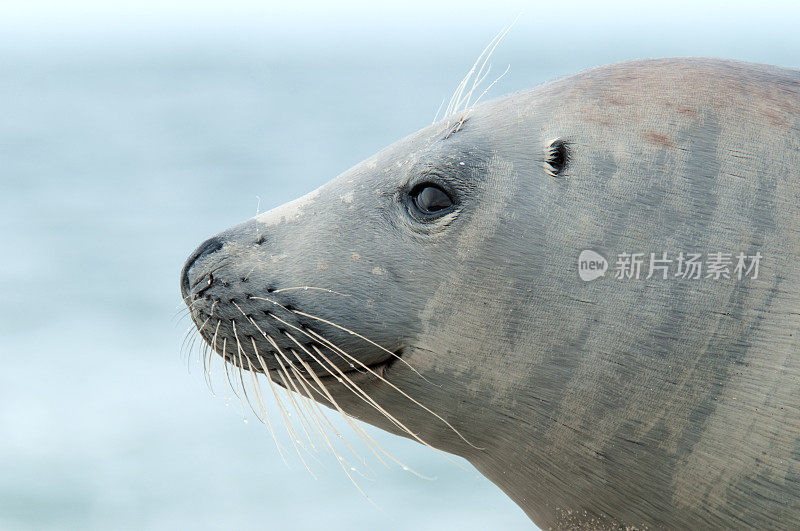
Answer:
[[182, 58, 800, 528]]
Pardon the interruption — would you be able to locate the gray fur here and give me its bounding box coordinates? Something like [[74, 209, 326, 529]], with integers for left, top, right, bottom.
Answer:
[[181, 58, 800, 529]]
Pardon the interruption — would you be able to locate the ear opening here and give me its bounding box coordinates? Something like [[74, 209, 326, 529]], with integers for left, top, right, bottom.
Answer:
[[544, 139, 569, 177]]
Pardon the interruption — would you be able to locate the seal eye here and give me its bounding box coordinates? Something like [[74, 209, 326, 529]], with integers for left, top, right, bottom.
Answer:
[[410, 184, 454, 216]]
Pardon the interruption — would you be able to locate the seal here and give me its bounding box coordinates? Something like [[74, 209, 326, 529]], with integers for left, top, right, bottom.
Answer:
[[180, 58, 800, 528]]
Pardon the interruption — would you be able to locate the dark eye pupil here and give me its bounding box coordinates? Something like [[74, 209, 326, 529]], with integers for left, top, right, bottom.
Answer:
[[413, 185, 452, 214]]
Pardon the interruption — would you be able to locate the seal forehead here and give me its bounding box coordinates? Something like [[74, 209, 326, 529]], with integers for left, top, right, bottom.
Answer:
[[254, 188, 321, 227]]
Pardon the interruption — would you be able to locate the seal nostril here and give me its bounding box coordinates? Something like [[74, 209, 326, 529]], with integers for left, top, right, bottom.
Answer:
[[180, 236, 224, 297], [188, 237, 223, 269]]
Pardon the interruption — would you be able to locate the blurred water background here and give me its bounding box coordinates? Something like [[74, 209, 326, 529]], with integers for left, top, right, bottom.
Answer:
[[0, 1, 798, 529]]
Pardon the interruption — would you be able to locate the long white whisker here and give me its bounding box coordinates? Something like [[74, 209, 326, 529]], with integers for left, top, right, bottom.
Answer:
[[270, 286, 351, 297], [260, 335, 375, 495], [238, 307, 375, 475], [253, 345, 305, 469], [278, 349, 378, 479], [221, 337, 244, 403], [206, 320, 222, 395], [472, 64, 511, 110], [291, 309, 430, 382], [269, 346, 324, 455], [227, 303, 322, 461], [249, 295, 424, 381], [269, 313, 434, 438], [303, 325, 480, 451], [231, 321, 260, 424], [459, 16, 516, 116], [263, 310, 477, 465], [246, 344, 290, 465], [440, 15, 517, 131], [267, 347, 318, 475], [278, 347, 376, 475], [284, 334, 430, 478]]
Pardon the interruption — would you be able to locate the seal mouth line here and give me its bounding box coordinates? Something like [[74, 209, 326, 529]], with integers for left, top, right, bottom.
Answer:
[[313, 351, 400, 383], [260, 359, 388, 386]]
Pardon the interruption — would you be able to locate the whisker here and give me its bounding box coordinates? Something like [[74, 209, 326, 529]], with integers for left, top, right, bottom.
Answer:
[[185, 330, 201, 373], [432, 95, 447, 124], [228, 303, 311, 455], [284, 337, 427, 478], [258, 342, 324, 476], [250, 354, 289, 467], [206, 257, 233, 277], [472, 64, 510, 111], [235, 304, 373, 474], [233, 300, 374, 479], [299, 321, 480, 451], [171, 303, 197, 324], [261, 310, 448, 474], [260, 335, 375, 496], [180, 323, 197, 356], [188, 314, 212, 373], [192, 291, 470, 489], [276, 346, 376, 476], [231, 321, 263, 425], [221, 337, 245, 404], [298, 341, 444, 475], [250, 336, 310, 468], [291, 309, 430, 382], [243, 264, 258, 282], [275, 355, 356, 476], [452, 17, 516, 118], [248, 340, 309, 472], [248, 295, 425, 380], [206, 320, 222, 395], [269, 346, 324, 455], [270, 286, 351, 297], [250, 353, 297, 468], [277, 353, 337, 447], [269, 313, 428, 436]]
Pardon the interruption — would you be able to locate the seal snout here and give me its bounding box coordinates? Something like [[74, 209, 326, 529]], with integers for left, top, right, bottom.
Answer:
[[180, 236, 223, 299]]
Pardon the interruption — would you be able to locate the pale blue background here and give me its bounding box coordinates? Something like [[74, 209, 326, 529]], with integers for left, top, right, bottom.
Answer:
[[1, 2, 798, 529]]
